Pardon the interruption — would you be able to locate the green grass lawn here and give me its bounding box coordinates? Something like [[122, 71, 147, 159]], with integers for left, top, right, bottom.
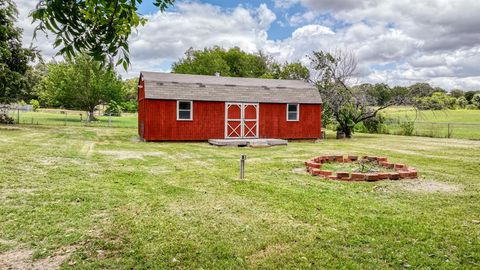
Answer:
[[383, 106, 480, 123], [1, 125, 479, 269], [381, 107, 480, 139]]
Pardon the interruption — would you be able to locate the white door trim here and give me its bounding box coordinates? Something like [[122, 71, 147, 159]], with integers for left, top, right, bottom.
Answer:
[[225, 102, 259, 139]]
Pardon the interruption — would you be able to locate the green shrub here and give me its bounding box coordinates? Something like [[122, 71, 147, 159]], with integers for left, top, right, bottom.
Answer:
[[0, 113, 15, 124], [121, 100, 138, 113], [466, 104, 477, 110], [363, 114, 387, 133], [415, 92, 457, 110], [104, 101, 122, 116], [473, 93, 480, 109], [457, 96, 468, 109], [29, 99, 40, 111], [400, 121, 415, 136]]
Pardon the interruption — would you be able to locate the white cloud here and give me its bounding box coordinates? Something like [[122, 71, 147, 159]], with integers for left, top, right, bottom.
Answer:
[[126, 2, 275, 77], [257, 3, 276, 29]]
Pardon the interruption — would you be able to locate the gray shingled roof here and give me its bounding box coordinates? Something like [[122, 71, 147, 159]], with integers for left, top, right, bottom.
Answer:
[[141, 71, 322, 104]]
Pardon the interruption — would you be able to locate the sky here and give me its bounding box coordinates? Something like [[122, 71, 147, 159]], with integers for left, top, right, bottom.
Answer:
[[15, 0, 480, 90]]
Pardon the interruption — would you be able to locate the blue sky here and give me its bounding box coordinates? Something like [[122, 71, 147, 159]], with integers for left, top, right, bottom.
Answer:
[[15, 0, 480, 90]]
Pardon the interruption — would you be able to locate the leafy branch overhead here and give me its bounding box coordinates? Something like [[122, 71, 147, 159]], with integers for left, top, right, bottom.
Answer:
[[31, 0, 175, 69]]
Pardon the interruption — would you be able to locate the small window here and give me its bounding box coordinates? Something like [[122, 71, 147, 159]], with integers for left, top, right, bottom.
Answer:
[[177, 100, 192, 121], [287, 104, 299, 121]]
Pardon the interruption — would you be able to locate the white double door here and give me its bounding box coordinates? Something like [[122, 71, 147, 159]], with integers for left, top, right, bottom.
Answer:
[[225, 103, 259, 139]]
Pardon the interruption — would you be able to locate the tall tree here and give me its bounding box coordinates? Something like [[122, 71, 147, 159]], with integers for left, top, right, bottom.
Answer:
[[172, 47, 310, 80], [38, 54, 123, 121], [31, 0, 175, 69], [449, 89, 464, 98], [263, 62, 310, 81], [310, 49, 411, 138], [464, 91, 479, 103], [172, 47, 270, 78], [0, 0, 37, 106], [408, 83, 436, 97]]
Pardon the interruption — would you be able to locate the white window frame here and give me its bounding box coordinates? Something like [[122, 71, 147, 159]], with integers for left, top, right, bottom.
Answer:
[[286, 104, 300, 121], [177, 100, 193, 121]]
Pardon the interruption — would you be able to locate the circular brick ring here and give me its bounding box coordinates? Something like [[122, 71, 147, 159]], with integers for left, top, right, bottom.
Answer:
[[304, 155, 418, 182]]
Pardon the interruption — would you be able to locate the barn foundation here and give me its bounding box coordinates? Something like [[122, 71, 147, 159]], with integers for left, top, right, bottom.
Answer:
[[208, 138, 288, 147]]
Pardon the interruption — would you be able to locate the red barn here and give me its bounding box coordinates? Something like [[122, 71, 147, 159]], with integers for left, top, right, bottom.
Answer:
[[138, 72, 322, 141]]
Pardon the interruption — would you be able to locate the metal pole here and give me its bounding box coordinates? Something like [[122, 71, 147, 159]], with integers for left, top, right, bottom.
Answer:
[[240, 154, 246, 180]]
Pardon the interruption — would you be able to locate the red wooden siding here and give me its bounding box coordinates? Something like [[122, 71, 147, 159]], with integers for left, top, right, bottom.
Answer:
[[140, 98, 322, 141], [143, 100, 225, 141], [259, 103, 322, 139]]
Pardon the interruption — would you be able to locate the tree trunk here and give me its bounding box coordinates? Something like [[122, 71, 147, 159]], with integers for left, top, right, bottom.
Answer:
[[87, 110, 97, 122], [344, 127, 352, 138]]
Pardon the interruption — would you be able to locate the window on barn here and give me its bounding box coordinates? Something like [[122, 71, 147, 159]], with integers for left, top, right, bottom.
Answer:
[[177, 101, 193, 120], [287, 104, 299, 121]]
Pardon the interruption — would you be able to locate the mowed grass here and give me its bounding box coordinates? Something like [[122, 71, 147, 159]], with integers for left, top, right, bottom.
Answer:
[[383, 106, 480, 123], [0, 125, 479, 269]]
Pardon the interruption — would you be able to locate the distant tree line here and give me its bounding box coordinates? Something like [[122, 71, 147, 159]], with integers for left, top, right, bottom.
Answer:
[[351, 83, 480, 110]]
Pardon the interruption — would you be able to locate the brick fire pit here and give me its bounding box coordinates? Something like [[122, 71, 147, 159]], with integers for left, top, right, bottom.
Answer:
[[304, 155, 418, 181]]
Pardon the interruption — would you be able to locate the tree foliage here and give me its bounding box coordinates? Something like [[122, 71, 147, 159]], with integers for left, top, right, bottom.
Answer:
[[172, 47, 269, 78], [408, 83, 437, 98], [172, 47, 310, 80], [450, 89, 464, 98], [473, 93, 480, 109], [31, 0, 175, 69], [37, 54, 123, 121], [415, 92, 457, 110], [120, 78, 139, 112], [262, 62, 310, 80], [0, 0, 37, 104]]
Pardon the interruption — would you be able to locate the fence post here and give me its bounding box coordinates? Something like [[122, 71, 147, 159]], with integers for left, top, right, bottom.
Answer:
[[108, 113, 112, 127], [447, 123, 451, 138], [240, 154, 247, 180], [64, 111, 67, 126], [17, 109, 20, 124]]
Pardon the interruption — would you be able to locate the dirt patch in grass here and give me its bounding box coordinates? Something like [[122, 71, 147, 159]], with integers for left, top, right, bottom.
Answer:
[[397, 180, 463, 193], [0, 125, 21, 131], [0, 188, 36, 200], [292, 168, 308, 174], [81, 141, 96, 158], [246, 243, 291, 264], [0, 245, 77, 270]]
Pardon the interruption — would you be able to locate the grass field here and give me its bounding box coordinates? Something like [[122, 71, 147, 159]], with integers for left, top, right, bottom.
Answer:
[[1, 125, 479, 269], [381, 107, 480, 139], [383, 107, 480, 123], [7, 109, 138, 128]]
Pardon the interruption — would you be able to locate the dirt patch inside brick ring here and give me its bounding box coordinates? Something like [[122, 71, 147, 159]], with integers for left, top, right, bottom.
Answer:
[[397, 180, 462, 193]]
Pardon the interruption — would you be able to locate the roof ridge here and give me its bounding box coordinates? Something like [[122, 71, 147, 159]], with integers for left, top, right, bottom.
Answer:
[[141, 71, 314, 88]]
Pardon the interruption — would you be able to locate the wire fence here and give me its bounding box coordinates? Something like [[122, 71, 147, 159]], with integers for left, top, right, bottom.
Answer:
[[383, 120, 480, 140], [2, 108, 479, 140], [4, 108, 138, 129]]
